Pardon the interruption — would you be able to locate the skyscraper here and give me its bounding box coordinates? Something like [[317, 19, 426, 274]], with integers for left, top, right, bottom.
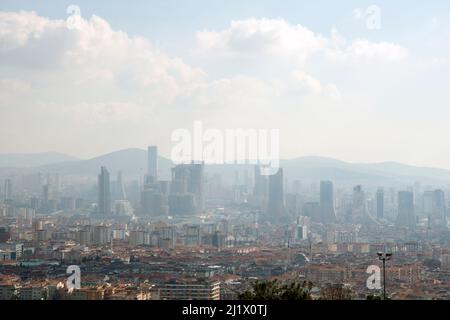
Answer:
[[267, 168, 284, 218], [147, 146, 158, 181], [253, 166, 264, 196], [428, 189, 447, 228], [141, 188, 168, 216], [376, 188, 384, 219], [319, 181, 337, 223], [423, 190, 434, 219], [47, 173, 60, 196], [351, 185, 379, 226], [303, 202, 320, 222], [115, 171, 126, 200], [397, 191, 415, 228], [188, 163, 205, 212], [141, 177, 169, 216], [3, 179, 12, 201], [98, 166, 111, 215], [253, 165, 269, 210], [42, 184, 50, 204], [169, 162, 205, 214]]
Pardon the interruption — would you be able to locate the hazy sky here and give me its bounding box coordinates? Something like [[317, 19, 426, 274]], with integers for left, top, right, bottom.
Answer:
[[1, 1, 450, 168]]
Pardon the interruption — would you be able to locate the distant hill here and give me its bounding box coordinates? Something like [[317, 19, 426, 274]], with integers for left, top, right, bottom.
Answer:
[[36, 148, 173, 179], [280, 157, 450, 187], [206, 157, 450, 187], [0, 152, 79, 168], [1, 150, 450, 187]]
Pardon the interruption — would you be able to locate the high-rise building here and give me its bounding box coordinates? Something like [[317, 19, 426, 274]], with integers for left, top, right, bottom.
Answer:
[[169, 163, 204, 214], [303, 202, 320, 221], [3, 179, 12, 201], [252, 165, 269, 210], [253, 166, 268, 196], [42, 184, 50, 203], [285, 193, 301, 216], [267, 168, 285, 217], [351, 185, 379, 226], [147, 146, 158, 181], [184, 225, 201, 246], [424, 189, 447, 228], [50, 173, 60, 196], [115, 171, 126, 200], [0, 227, 10, 243], [168, 193, 195, 215], [296, 225, 308, 241], [141, 181, 169, 217], [319, 181, 337, 223], [413, 181, 421, 204], [76, 229, 92, 246], [129, 230, 145, 246], [352, 185, 365, 209], [98, 167, 111, 215], [397, 191, 415, 228], [376, 188, 384, 219], [188, 163, 205, 212], [423, 190, 434, 218], [433, 189, 446, 221], [93, 225, 111, 245]]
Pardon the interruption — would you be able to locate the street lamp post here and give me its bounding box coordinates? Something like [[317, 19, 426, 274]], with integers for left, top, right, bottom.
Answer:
[[377, 252, 392, 300]]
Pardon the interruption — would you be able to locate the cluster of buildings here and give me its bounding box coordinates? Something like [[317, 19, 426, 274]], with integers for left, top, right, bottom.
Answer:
[[0, 145, 449, 300], [96, 146, 205, 218]]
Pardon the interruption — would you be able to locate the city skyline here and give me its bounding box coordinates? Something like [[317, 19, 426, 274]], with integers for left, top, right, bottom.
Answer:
[[1, 1, 449, 303], [1, 141, 449, 301]]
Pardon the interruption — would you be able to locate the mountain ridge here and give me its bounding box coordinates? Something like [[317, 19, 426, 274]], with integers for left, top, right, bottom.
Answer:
[[1, 149, 450, 187]]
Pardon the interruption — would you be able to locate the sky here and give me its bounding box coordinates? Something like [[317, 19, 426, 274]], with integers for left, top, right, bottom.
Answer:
[[1, 1, 450, 168]]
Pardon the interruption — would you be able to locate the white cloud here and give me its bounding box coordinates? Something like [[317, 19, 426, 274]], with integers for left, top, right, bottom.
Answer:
[[326, 38, 408, 63], [0, 11, 64, 50], [63, 101, 149, 125], [291, 70, 322, 95], [197, 19, 407, 64], [288, 70, 341, 99], [1, 11, 437, 165], [197, 18, 327, 65], [0, 11, 205, 102], [0, 11, 210, 156]]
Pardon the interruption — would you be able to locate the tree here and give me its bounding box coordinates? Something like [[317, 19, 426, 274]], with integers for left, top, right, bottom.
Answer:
[[239, 279, 313, 300], [319, 283, 353, 300], [279, 281, 313, 300]]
